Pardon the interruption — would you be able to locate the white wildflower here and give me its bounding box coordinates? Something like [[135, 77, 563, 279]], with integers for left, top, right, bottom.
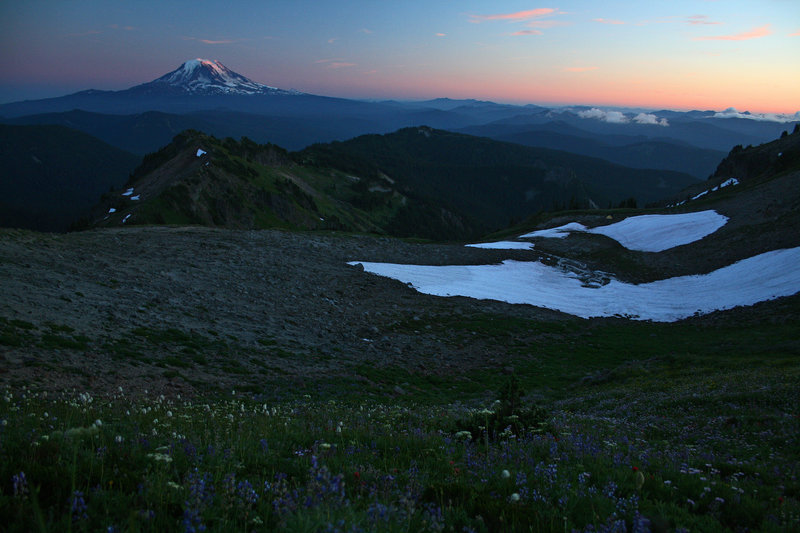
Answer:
[[501, 470, 511, 479]]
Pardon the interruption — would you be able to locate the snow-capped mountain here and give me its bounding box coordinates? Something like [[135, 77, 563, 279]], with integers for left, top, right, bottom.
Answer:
[[130, 58, 300, 96]]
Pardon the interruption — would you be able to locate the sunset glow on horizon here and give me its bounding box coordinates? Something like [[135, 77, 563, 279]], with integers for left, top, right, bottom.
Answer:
[[1, 0, 798, 114]]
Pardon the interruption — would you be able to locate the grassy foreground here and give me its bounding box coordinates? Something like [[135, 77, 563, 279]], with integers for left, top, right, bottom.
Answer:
[[2, 306, 799, 531]]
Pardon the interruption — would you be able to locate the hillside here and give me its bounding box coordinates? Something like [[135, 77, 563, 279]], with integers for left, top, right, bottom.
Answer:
[[0, 124, 140, 232], [459, 123, 726, 179], [298, 127, 700, 229], [89, 128, 705, 241], [94, 130, 479, 241]]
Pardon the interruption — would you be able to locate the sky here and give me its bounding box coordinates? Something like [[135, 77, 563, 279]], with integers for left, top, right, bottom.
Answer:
[[1, 0, 798, 113]]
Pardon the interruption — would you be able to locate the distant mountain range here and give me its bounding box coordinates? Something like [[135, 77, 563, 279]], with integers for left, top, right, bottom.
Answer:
[[1, 59, 796, 164], [1, 59, 798, 235]]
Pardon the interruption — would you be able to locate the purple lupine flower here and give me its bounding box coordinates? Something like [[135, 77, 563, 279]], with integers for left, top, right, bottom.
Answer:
[[237, 480, 259, 507], [12, 472, 28, 498], [70, 490, 89, 522]]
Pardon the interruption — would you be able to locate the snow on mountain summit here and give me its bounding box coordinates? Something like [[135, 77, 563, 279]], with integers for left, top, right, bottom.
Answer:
[[143, 59, 299, 96]]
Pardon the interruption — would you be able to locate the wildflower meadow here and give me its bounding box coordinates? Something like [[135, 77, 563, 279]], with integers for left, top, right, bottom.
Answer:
[[2, 352, 798, 532]]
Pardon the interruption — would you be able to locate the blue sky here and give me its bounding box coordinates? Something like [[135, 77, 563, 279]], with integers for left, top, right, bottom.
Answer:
[[1, 1, 798, 112]]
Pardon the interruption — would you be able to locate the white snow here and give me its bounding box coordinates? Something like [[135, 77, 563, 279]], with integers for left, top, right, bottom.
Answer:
[[130, 195, 140, 201], [122, 214, 131, 224], [348, 246, 800, 322], [122, 188, 134, 197], [668, 178, 740, 208], [107, 208, 116, 214], [588, 211, 728, 252], [687, 178, 739, 203], [466, 241, 535, 250], [520, 222, 587, 239], [154, 59, 297, 96], [196, 149, 207, 157], [520, 211, 728, 252]]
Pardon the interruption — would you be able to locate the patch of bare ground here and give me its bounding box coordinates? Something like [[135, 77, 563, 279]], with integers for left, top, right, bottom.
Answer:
[[0, 226, 565, 397]]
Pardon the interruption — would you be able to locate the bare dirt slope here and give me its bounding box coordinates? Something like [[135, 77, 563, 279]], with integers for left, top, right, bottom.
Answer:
[[0, 226, 562, 396]]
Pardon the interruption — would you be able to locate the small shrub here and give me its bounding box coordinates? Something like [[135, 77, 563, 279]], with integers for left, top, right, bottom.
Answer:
[[454, 375, 549, 441]]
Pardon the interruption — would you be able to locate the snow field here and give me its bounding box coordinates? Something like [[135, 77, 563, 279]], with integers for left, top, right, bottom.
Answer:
[[521, 210, 729, 252], [348, 246, 800, 322], [466, 241, 535, 250]]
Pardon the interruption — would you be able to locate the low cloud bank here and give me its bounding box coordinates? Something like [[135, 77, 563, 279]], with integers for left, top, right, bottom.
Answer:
[[577, 108, 668, 126], [714, 107, 800, 123]]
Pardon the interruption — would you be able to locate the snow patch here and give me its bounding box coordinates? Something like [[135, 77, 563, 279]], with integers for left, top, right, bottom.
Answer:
[[122, 214, 131, 224], [466, 241, 535, 250], [522, 211, 727, 252], [521, 222, 588, 239], [587, 211, 728, 252], [107, 208, 116, 214], [348, 247, 800, 322], [152, 59, 300, 96], [196, 149, 207, 157], [122, 188, 134, 197], [672, 178, 739, 207]]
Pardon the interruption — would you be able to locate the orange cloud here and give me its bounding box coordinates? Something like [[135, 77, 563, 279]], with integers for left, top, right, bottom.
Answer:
[[593, 18, 624, 25], [693, 24, 771, 41], [511, 29, 543, 36], [791, 29, 800, 37], [470, 8, 555, 23], [435, 33, 446, 37]]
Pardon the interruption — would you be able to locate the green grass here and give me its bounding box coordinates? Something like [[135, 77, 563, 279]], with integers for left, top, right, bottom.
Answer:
[[2, 300, 799, 531], [1, 355, 798, 532]]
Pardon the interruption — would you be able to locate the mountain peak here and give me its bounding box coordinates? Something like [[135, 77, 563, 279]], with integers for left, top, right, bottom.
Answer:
[[139, 58, 299, 96]]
